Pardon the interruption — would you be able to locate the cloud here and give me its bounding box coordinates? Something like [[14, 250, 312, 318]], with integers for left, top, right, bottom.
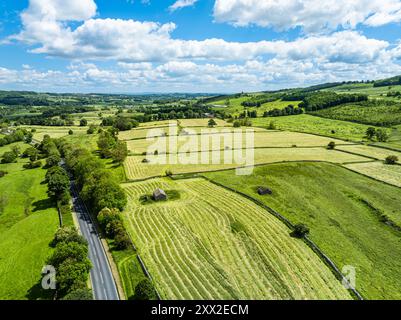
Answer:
[[3, 0, 401, 92], [213, 0, 401, 33], [10, 2, 391, 66], [169, 0, 198, 12]]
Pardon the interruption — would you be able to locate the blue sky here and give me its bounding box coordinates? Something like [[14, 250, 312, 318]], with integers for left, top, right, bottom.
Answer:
[[1, 0, 401, 93]]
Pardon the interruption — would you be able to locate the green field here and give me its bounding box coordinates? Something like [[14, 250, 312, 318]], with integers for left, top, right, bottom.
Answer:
[[345, 161, 401, 188], [0, 143, 59, 300], [211, 98, 301, 116], [124, 147, 367, 180], [325, 82, 401, 99], [312, 101, 401, 126], [336, 145, 401, 163], [126, 130, 353, 155], [204, 162, 401, 300], [122, 177, 351, 300], [253, 114, 382, 141]]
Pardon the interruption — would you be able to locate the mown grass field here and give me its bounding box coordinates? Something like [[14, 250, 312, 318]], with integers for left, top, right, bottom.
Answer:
[[371, 124, 401, 151], [20, 125, 89, 141], [124, 147, 367, 180], [312, 101, 401, 126], [345, 161, 401, 188], [211, 98, 301, 116], [125, 130, 353, 155], [253, 114, 382, 141], [0, 143, 59, 300], [204, 162, 401, 299], [336, 145, 401, 163], [325, 82, 401, 99], [121, 177, 351, 300]]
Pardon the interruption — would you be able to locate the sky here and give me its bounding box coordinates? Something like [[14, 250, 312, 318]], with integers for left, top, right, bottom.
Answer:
[[1, 0, 401, 93]]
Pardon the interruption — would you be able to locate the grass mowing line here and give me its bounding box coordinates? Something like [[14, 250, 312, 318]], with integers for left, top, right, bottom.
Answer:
[[204, 162, 401, 299], [198, 175, 363, 299], [122, 178, 351, 300]]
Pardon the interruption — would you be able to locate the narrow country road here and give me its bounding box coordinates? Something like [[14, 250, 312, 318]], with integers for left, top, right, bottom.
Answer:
[[70, 181, 120, 300]]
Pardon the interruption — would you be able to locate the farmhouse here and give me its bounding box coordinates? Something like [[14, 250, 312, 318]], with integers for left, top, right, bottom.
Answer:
[[257, 186, 273, 195], [153, 188, 167, 201]]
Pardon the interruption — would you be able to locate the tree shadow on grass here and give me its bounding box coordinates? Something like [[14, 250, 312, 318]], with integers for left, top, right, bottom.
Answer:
[[32, 198, 54, 212], [26, 280, 55, 300]]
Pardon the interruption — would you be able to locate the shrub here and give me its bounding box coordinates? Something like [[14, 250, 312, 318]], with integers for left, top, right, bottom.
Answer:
[[68, 130, 74, 135], [327, 141, 336, 150], [23, 160, 42, 169], [80, 119, 88, 127], [46, 154, 61, 168], [384, 155, 399, 165], [132, 279, 157, 300], [208, 119, 217, 128], [62, 288, 93, 300], [56, 258, 92, 295], [97, 208, 121, 230], [375, 129, 389, 142], [233, 120, 241, 128], [114, 230, 131, 250], [47, 241, 90, 271], [87, 125, 96, 134], [291, 224, 310, 238], [1, 151, 17, 164], [105, 220, 125, 238], [54, 227, 87, 245], [268, 121, 277, 130], [0, 170, 8, 178]]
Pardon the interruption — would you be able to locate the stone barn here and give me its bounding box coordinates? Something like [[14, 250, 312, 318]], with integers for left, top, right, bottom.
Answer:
[[153, 188, 167, 201], [257, 186, 273, 195]]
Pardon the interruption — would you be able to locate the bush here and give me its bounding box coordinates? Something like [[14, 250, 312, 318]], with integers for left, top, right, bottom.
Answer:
[[47, 242, 89, 268], [54, 227, 87, 245], [68, 130, 74, 135], [375, 129, 389, 142], [46, 154, 61, 168], [62, 288, 93, 300], [105, 220, 125, 238], [233, 120, 241, 128], [327, 141, 336, 150], [80, 119, 88, 127], [56, 258, 92, 295], [114, 230, 131, 250], [291, 224, 310, 238], [87, 125, 96, 134], [97, 208, 121, 230], [23, 160, 42, 169], [132, 279, 157, 300], [384, 155, 399, 165], [0, 170, 8, 178], [1, 151, 17, 164], [268, 121, 277, 130], [208, 119, 217, 128]]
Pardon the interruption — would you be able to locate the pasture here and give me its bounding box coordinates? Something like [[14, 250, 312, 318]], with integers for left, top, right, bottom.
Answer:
[[336, 145, 401, 163], [253, 115, 381, 141], [20, 125, 89, 141], [345, 161, 401, 188], [122, 177, 351, 300], [312, 101, 401, 126], [124, 147, 368, 180], [204, 162, 401, 299], [0, 145, 59, 300], [125, 130, 353, 155]]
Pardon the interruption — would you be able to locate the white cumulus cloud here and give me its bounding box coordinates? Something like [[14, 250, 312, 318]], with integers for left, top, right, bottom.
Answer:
[[213, 0, 401, 33], [169, 0, 198, 12]]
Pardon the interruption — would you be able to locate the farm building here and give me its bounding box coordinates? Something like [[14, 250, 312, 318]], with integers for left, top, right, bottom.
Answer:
[[153, 188, 167, 201], [257, 186, 273, 195]]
